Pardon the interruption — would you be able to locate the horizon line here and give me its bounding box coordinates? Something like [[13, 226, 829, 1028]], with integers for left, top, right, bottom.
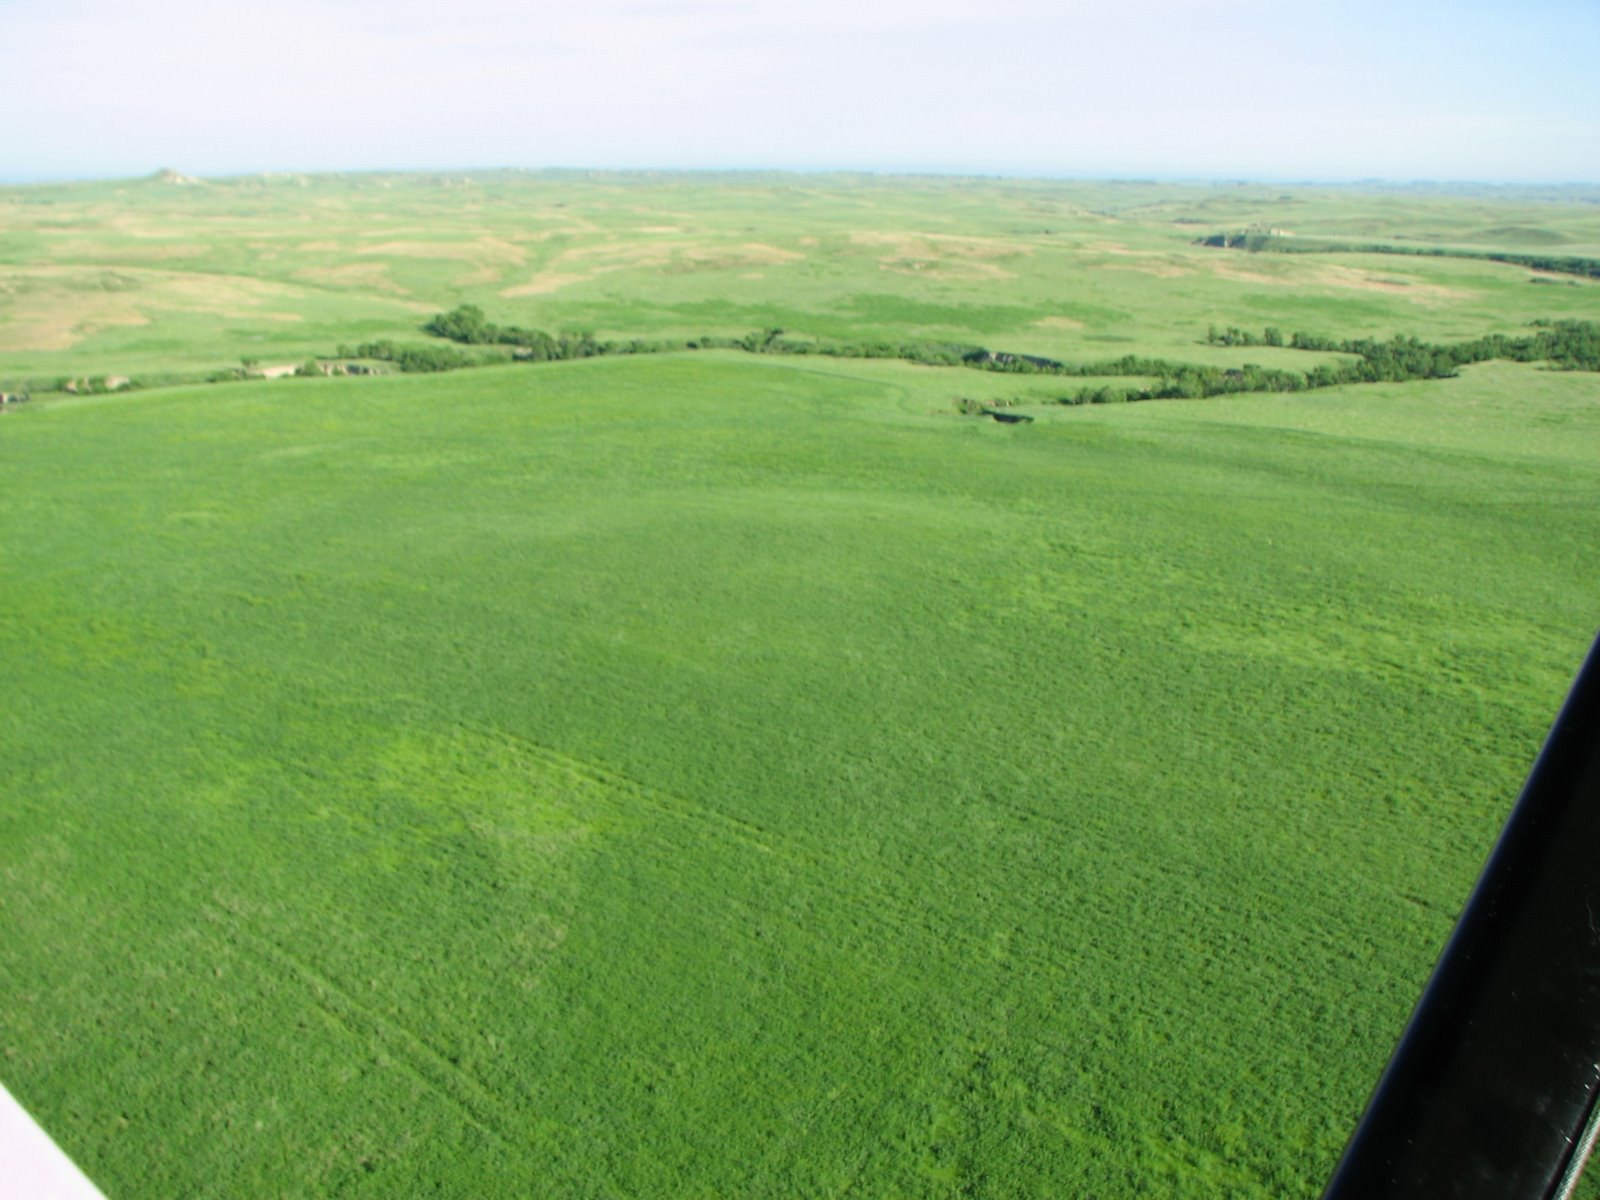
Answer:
[[4, 164, 1600, 190]]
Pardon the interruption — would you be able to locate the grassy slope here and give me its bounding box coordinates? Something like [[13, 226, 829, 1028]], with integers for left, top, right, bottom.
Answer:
[[3, 354, 1596, 1196], [4, 174, 1599, 383]]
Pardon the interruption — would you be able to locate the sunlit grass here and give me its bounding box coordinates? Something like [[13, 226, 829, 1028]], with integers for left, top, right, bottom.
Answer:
[[3, 353, 1595, 1195]]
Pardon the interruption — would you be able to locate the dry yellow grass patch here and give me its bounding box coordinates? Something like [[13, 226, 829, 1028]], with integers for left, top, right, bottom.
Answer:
[[877, 257, 1015, 281], [500, 239, 799, 295], [103, 213, 178, 237], [1205, 257, 1474, 302], [44, 240, 211, 264], [293, 262, 412, 295], [475, 237, 529, 265], [1312, 263, 1474, 302], [735, 242, 803, 264], [1197, 252, 1477, 302], [852, 231, 1032, 260], [519, 211, 602, 235], [0, 296, 149, 352], [500, 271, 594, 297], [0, 267, 317, 351], [679, 242, 803, 269], [1087, 241, 1166, 257], [357, 241, 499, 261], [497, 241, 659, 296], [852, 231, 1028, 281], [1097, 261, 1191, 279], [159, 274, 307, 315], [1084, 241, 1194, 278], [560, 241, 675, 267], [1033, 316, 1085, 331], [1209, 264, 1283, 285]]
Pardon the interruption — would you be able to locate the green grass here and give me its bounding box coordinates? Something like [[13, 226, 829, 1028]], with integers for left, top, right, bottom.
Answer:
[[3, 352, 1597, 1196], [5, 172, 1599, 385]]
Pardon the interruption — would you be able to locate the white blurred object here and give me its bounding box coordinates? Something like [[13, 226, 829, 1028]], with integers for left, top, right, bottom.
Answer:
[[0, 1081, 107, 1199]]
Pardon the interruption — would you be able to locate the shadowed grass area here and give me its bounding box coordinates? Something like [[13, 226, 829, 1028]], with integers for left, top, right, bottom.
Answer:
[[2, 353, 1596, 1196]]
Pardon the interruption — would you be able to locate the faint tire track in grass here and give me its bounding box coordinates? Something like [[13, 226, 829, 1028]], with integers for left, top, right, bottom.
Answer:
[[201, 900, 550, 1158], [455, 718, 1077, 996]]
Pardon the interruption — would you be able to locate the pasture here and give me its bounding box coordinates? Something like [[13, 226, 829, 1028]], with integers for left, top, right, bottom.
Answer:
[[4, 172, 1599, 385], [2, 173, 1599, 1197]]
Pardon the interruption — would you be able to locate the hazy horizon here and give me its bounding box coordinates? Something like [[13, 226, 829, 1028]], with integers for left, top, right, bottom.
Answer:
[[8, 164, 1600, 190], [4, 0, 1598, 186]]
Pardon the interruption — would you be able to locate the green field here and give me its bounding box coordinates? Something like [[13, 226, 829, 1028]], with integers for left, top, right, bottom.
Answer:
[[5, 172, 1600, 386], [2, 173, 1599, 1197]]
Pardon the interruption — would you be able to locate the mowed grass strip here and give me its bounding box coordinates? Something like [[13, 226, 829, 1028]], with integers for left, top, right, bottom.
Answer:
[[2, 355, 1597, 1197]]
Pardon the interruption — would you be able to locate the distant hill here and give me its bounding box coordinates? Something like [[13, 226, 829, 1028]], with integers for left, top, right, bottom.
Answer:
[[149, 167, 202, 185]]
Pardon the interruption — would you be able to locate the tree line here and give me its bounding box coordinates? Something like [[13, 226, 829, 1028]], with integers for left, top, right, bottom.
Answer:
[[414, 304, 1599, 404], [1207, 321, 1600, 374], [1196, 232, 1600, 281], [419, 305, 1189, 376], [17, 305, 1594, 403], [1066, 321, 1600, 404]]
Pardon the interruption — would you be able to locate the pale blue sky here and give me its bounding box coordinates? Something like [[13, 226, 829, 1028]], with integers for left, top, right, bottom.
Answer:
[[3, 0, 1596, 182]]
